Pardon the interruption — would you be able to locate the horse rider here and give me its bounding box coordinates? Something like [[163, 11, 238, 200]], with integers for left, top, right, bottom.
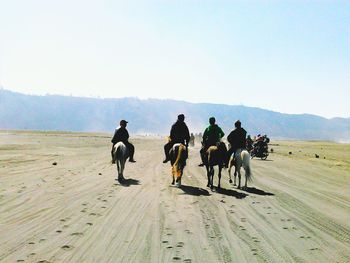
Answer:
[[246, 134, 253, 152], [198, 117, 226, 167], [111, 119, 136, 163], [226, 120, 247, 167], [163, 114, 190, 163]]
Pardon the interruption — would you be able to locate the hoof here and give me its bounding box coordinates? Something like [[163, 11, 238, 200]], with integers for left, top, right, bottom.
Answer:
[[171, 182, 175, 185], [229, 179, 233, 183]]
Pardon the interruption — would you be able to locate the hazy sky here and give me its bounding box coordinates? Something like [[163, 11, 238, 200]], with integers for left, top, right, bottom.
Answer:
[[1, 0, 349, 118]]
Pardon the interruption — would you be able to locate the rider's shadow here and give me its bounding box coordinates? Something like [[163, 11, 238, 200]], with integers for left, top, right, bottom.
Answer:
[[215, 187, 248, 199], [116, 178, 140, 187], [178, 185, 210, 196], [242, 187, 274, 196]]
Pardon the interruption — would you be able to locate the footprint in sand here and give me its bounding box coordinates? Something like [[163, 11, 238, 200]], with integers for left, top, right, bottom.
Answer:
[[39, 238, 46, 243], [81, 209, 87, 213], [28, 242, 35, 245], [172, 257, 181, 260], [16, 260, 24, 262], [184, 259, 192, 263], [162, 240, 169, 244], [56, 230, 62, 233], [61, 245, 74, 251], [185, 229, 192, 234], [166, 246, 173, 249], [70, 232, 84, 237], [37, 260, 52, 263], [176, 242, 184, 248], [310, 247, 319, 251], [86, 222, 93, 226]]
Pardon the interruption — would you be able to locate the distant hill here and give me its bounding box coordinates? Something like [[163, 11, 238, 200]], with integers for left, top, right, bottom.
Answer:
[[1, 89, 349, 141]]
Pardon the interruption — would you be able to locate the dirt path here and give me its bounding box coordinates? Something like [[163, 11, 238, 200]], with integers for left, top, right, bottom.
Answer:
[[0, 131, 349, 263]]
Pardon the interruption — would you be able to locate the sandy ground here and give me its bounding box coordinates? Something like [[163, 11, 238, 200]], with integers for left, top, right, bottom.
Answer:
[[0, 131, 349, 263]]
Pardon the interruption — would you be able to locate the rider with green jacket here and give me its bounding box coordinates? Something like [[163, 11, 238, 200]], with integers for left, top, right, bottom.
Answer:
[[199, 117, 226, 166]]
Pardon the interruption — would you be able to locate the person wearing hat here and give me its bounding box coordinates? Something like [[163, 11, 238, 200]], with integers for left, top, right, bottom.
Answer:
[[111, 119, 136, 163], [226, 120, 247, 167], [163, 114, 190, 163], [198, 117, 226, 166]]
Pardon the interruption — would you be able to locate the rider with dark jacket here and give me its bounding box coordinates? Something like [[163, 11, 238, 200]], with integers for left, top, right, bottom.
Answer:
[[111, 120, 136, 163], [226, 120, 247, 166], [163, 114, 190, 163], [199, 117, 226, 166]]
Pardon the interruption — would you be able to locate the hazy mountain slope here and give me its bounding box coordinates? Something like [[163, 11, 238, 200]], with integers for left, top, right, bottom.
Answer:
[[1, 89, 349, 140]]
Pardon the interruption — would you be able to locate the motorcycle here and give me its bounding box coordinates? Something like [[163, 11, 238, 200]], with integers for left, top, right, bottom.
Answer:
[[250, 140, 269, 160]]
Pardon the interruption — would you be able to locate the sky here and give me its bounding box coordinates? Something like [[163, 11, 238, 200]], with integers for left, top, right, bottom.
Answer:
[[0, 0, 349, 118]]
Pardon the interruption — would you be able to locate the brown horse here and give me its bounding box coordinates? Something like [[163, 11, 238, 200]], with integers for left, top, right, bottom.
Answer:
[[169, 143, 187, 187], [205, 143, 226, 190]]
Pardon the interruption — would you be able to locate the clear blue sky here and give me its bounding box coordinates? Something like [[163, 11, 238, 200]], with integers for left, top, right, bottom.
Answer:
[[1, 0, 349, 118]]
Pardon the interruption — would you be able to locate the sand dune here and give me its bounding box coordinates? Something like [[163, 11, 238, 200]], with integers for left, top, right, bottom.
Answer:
[[0, 131, 349, 263]]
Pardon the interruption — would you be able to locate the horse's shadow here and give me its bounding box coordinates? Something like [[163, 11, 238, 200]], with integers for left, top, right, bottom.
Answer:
[[215, 187, 248, 199], [115, 178, 140, 187], [242, 186, 274, 196], [178, 185, 210, 196]]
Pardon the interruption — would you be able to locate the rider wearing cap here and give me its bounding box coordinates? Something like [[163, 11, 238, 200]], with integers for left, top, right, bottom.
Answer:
[[163, 114, 190, 163], [111, 119, 136, 163]]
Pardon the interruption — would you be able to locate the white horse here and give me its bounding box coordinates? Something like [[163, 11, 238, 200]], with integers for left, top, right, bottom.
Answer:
[[228, 148, 252, 189], [112, 142, 129, 182]]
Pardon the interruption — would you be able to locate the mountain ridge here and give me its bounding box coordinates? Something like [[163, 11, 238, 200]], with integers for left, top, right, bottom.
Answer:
[[1, 89, 349, 141]]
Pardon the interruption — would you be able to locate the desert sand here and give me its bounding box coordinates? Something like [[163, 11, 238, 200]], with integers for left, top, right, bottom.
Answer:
[[0, 131, 349, 263]]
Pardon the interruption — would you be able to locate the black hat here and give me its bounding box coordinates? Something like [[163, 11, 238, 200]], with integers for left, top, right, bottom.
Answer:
[[235, 120, 241, 127], [120, 120, 128, 125]]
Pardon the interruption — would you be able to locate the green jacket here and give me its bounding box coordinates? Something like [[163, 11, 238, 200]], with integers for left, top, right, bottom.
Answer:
[[203, 124, 225, 146]]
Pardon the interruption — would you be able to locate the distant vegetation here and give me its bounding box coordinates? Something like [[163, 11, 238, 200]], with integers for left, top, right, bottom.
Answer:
[[1, 89, 349, 141]]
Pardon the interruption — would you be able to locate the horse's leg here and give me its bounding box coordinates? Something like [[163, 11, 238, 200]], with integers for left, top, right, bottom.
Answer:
[[206, 165, 210, 188], [210, 166, 214, 190], [237, 168, 241, 189], [228, 160, 233, 184], [234, 165, 237, 186], [218, 165, 222, 189], [171, 166, 175, 185]]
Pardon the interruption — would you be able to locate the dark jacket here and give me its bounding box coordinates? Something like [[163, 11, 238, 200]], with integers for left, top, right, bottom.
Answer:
[[111, 127, 129, 144], [227, 127, 247, 151], [170, 121, 190, 145]]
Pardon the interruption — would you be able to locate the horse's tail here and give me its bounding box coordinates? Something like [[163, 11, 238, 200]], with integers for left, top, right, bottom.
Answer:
[[242, 150, 252, 182], [114, 142, 127, 161], [173, 144, 185, 179]]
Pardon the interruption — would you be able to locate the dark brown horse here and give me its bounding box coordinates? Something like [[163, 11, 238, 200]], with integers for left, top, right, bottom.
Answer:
[[205, 143, 226, 190]]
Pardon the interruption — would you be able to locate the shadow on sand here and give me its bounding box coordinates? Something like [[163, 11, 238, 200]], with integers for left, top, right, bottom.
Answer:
[[215, 187, 248, 199], [178, 185, 210, 196], [242, 186, 274, 196], [115, 178, 140, 187]]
